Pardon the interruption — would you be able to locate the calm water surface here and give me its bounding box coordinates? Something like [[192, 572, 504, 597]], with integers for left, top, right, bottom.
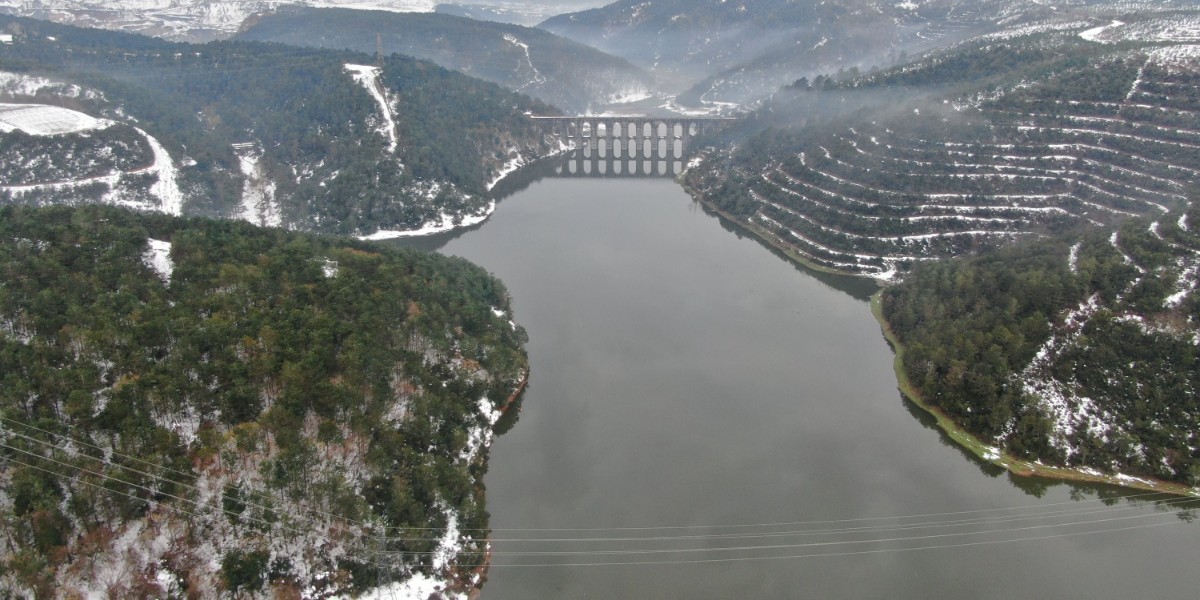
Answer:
[[394, 171, 1200, 599]]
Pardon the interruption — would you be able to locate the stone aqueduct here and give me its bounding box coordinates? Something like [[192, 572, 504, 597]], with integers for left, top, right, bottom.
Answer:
[[532, 116, 735, 160]]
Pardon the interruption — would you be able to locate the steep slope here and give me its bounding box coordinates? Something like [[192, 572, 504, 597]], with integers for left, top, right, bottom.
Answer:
[[880, 196, 1199, 491], [237, 7, 653, 113], [685, 12, 1200, 278], [0, 15, 559, 237], [0, 204, 529, 597]]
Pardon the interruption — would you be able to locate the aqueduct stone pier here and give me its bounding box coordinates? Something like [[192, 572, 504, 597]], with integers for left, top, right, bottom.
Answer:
[[532, 116, 736, 162]]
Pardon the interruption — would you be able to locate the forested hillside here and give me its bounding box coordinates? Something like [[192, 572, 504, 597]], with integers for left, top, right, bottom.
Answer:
[[686, 12, 1200, 278], [237, 7, 653, 113], [0, 205, 529, 597], [881, 196, 1199, 488], [0, 15, 559, 237]]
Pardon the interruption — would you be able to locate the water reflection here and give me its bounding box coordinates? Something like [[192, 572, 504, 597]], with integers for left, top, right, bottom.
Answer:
[[393, 155, 883, 303], [547, 150, 684, 179], [383, 176, 1200, 600]]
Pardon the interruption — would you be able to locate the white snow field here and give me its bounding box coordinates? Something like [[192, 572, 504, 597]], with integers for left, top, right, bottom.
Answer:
[[0, 103, 112, 135]]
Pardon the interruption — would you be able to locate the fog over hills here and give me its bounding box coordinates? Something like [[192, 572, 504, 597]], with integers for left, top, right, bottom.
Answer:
[[685, 8, 1200, 277], [542, 0, 1200, 107], [236, 7, 653, 113]]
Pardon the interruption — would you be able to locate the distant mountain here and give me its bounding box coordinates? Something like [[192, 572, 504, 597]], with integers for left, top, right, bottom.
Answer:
[[540, 0, 980, 81], [434, 1, 571, 26], [541, 0, 1200, 107], [684, 8, 1200, 278], [0, 1, 436, 41], [0, 15, 560, 238], [237, 6, 653, 113]]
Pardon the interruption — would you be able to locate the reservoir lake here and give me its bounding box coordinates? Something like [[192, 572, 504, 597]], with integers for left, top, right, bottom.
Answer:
[[393, 170, 1200, 599]]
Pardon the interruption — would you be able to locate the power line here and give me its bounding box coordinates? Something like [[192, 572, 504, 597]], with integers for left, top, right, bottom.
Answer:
[[0, 451, 414, 570], [365, 496, 1200, 557], [4, 424, 1199, 575], [484, 505, 1197, 557], [400, 488, 1185, 533], [6, 424, 1188, 549], [475, 501, 1189, 544], [6, 446, 1196, 571], [0, 415, 388, 536], [3, 414, 1193, 544], [476, 517, 1191, 568]]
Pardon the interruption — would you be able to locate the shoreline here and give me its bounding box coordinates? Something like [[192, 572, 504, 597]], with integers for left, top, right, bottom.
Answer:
[[679, 176, 893, 284], [870, 292, 1200, 499], [458, 368, 529, 600], [686, 188, 861, 279], [681, 172, 1197, 499]]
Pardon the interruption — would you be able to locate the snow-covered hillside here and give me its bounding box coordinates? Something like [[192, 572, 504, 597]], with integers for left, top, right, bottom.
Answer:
[[0, 0, 435, 41], [1, 16, 563, 238], [0, 101, 184, 215], [0, 103, 110, 135]]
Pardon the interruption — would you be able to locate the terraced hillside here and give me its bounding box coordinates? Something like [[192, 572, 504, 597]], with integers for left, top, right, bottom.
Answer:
[[686, 14, 1200, 279]]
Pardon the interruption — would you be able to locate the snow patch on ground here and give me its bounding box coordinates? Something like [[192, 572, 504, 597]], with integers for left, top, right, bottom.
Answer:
[[0, 318, 35, 345], [136, 127, 184, 216], [151, 404, 203, 446], [359, 201, 496, 240], [460, 395, 502, 465], [356, 390, 504, 598], [232, 143, 282, 227], [0, 71, 104, 102], [605, 89, 654, 104], [1020, 294, 1114, 456], [0, 103, 111, 135], [1079, 20, 1125, 43], [1149, 44, 1200, 66], [1110, 231, 1146, 274], [354, 573, 467, 600], [487, 149, 528, 191], [502, 33, 546, 92], [1115, 472, 1156, 486], [1165, 257, 1198, 308], [1068, 242, 1082, 274], [978, 20, 1091, 42], [345, 64, 398, 153], [142, 238, 174, 283]]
